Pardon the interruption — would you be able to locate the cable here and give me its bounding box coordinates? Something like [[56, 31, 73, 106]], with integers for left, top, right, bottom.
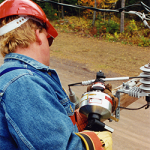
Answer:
[[37, 0, 149, 14], [118, 4, 141, 12], [68, 82, 82, 87], [37, 0, 119, 13], [118, 104, 148, 110], [141, 1, 150, 12], [37, 0, 150, 28]]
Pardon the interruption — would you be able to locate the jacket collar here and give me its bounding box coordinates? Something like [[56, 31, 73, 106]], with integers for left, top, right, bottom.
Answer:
[[4, 53, 51, 71]]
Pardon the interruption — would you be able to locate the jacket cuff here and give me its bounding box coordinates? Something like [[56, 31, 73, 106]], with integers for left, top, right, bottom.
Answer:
[[76, 131, 104, 150]]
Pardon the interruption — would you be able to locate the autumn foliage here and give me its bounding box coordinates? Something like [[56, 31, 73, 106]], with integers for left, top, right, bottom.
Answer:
[[78, 0, 118, 8], [78, 0, 118, 18], [79, 0, 103, 6]]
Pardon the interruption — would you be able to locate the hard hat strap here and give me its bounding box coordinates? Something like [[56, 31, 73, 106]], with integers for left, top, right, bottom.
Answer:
[[0, 16, 45, 36], [0, 16, 29, 36]]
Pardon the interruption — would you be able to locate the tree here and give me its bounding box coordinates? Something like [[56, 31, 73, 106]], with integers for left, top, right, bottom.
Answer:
[[0, 0, 4, 3], [61, 0, 64, 19], [57, 0, 64, 19], [120, 0, 125, 33], [92, 0, 97, 26]]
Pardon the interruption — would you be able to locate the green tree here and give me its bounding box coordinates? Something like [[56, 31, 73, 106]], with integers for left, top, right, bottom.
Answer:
[[33, 0, 59, 20], [53, 0, 78, 16], [34, 0, 78, 17], [0, 0, 4, 3]]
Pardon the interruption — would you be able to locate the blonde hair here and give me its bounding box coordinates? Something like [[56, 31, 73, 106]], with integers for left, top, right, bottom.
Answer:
[[0, 15, 44, 57]]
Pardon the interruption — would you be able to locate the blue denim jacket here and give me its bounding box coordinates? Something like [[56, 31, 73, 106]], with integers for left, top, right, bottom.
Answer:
[[0, 53, 85, 150]]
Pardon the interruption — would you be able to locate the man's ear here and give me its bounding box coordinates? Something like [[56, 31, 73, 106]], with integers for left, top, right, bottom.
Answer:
[[35, 29, 42, 45]]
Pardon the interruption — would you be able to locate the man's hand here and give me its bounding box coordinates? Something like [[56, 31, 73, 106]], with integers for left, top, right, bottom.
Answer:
[[104, 83, 118, 112]]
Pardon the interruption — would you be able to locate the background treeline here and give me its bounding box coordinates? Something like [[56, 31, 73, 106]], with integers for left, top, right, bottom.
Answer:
[[0, 0, 150, 47], [0, 0, 149, 20], [32, 0, 150, 20]]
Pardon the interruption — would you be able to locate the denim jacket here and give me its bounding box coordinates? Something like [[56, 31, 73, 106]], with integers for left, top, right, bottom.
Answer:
[[0, 53, 85, 150]]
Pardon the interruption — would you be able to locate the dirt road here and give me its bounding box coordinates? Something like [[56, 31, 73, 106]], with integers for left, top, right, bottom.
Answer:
[[0, 32, 150, 149], [50, 56, 150, 150]]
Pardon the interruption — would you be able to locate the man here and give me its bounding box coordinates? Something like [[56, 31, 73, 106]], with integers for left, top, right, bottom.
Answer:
[[0, 0, 112, 149]]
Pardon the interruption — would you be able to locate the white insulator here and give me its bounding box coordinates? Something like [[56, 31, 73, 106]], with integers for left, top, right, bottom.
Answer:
[[139, 63, 150, 93], [140, 78, 150, 84], [140, 72, 150, 77], [140, 84, 150, 91], [129, 87, 142, 98], [140, 63, 150, 72], [82, 79, 95, 85], [103, 77, 129, 81]]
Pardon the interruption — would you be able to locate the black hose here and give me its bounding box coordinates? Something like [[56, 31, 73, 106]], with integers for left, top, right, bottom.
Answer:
[[118, 104, 148, 110]]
